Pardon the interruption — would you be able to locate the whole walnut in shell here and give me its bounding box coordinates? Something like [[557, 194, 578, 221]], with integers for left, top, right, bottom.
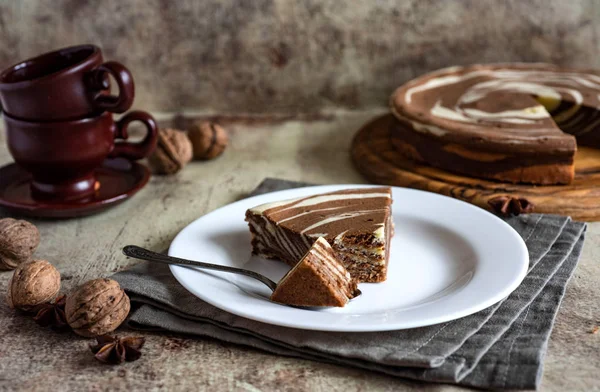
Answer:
[[188, 122, 228, 160], [7, 260, 60, 311], [148, 128, 193, 174], [65, 278, 131, 337], [0, 218, 40, 270]]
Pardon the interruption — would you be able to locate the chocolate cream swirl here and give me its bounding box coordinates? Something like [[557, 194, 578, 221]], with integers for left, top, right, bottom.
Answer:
[[391, 63, 600, 153]]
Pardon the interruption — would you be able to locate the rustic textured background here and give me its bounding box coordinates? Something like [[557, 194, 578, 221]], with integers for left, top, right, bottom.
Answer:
[[0, 0, 598, 115], [1, 2, 600, 391]]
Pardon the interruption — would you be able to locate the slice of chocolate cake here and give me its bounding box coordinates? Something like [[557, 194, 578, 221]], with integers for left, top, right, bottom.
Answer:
[[270, 237, 360, 307], [245, 187, 393, 282]]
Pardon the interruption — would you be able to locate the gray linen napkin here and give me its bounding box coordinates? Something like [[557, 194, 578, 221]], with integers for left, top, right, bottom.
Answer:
[[113, 178, 586, 390]]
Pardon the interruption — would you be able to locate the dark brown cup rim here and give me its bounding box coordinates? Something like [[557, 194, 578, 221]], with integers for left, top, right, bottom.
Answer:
[[0, 44, 100, 89], [2, 110, 110, 126]]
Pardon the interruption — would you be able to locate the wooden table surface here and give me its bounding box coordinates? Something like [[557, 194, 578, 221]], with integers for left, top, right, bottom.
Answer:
[[0, 111, 598, 391]]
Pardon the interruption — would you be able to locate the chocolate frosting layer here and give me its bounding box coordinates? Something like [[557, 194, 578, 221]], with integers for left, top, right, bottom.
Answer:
[[390, 63, 600, 153], [249, 187, 392, 242]]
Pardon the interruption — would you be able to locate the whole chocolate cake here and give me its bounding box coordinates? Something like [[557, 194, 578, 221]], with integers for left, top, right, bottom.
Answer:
[[390, 63, 600, 185], [245, 187, 393, 283]]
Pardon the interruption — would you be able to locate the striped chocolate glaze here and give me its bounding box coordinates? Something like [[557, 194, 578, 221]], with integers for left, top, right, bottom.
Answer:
[[249, 187, 391, 242], [391, 63, 600, 150]]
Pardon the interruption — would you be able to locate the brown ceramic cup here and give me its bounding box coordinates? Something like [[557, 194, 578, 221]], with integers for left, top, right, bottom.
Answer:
[[4, 111, 157, 201], [0, 44, 134, 121]]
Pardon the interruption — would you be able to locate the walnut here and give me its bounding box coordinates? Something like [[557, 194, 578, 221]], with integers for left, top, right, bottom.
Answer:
[[148, 128, 193, 174], [0, 218, 40, 270], [65, 278, 131, 337], [188, 122, 228, 160], [7, 260, 60, 311]]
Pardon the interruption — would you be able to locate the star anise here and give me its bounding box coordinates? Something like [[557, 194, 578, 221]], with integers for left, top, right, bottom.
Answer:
[[33, 295, 69, 331], [90, 335, 146, 364], [488, 196, 535, 216]]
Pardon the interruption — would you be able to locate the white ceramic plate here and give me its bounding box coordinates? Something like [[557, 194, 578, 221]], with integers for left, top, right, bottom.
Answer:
[[169, 185, 528, 332]]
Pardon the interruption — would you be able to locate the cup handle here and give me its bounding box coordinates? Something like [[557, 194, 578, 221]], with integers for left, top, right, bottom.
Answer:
[[88, 61, 135, 113], [109, 111, 158, 160]]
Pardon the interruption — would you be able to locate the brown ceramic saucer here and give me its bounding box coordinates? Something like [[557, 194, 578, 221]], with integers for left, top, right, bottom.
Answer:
[[0, 158, 150, 219]]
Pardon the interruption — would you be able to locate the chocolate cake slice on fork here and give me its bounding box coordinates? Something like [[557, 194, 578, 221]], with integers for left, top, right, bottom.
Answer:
[[270, 237, 360, 307]]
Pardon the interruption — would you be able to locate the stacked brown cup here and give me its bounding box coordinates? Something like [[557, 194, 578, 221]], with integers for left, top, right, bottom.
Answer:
[[0, 44, 158, 201]]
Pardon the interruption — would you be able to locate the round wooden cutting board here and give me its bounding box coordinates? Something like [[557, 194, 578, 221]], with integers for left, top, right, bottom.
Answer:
[[351, 114, 600, 221]]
